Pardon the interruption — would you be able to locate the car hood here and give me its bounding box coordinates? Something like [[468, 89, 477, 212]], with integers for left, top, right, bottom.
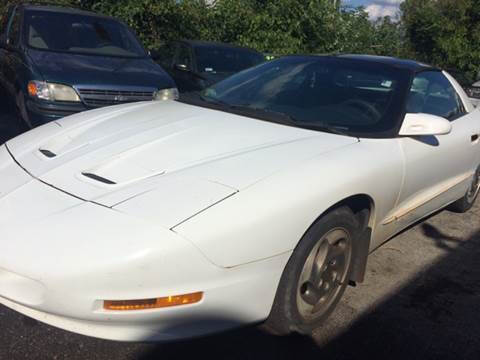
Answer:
[[27, 49, 175, 89], [6, 101, 358, 221]]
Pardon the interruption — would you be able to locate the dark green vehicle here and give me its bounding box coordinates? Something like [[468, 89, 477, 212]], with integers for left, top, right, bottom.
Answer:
[[0, 3, 177, 128]]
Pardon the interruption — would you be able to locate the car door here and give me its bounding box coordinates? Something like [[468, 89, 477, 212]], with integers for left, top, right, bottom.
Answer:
[[156, 42, 176, 71], [172, 43, 197, 92], [387, 70, 478, 231]]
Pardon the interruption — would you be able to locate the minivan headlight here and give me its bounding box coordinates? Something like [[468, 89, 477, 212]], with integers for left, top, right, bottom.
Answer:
[[27, 81, 81, 102], [154, 87, 179, 101]]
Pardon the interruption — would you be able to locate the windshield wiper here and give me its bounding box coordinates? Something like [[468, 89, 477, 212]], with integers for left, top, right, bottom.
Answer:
[[226, 105, 297, 126], [179, 92, 229, 106], [177, 97, 353, 136], [309, 124, 352, 136], [228, 106, 352, 136]]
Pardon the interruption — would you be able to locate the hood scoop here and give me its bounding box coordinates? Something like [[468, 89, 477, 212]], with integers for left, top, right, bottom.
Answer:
[[81, 172, 117, 185], [39, 149, 57, 158]]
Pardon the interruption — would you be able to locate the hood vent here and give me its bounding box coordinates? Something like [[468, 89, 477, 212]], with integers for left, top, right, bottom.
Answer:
[[81, 172, 117, 185], [39, 149, 57, 158]]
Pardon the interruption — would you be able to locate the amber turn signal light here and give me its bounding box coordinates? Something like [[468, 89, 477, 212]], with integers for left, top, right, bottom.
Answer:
[[103, 292, 203, 311], [27, 82, 38, 97]]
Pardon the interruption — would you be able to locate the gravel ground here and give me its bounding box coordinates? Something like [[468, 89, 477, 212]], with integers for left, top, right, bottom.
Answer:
[[1, 100, 479, 360]]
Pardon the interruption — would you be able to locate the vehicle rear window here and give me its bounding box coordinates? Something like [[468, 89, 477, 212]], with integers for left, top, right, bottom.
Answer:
[[25, 10, 146, 58]]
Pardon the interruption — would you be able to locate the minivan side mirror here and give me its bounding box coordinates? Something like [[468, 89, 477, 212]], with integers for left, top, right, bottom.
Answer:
[[399, 113, 452, 136]]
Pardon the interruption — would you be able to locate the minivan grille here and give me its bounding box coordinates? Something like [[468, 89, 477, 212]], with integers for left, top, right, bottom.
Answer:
[[77, 88, 155, 108]]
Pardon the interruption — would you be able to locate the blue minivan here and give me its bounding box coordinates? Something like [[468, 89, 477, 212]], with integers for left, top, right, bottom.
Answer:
[[0, 4, 177, 128]]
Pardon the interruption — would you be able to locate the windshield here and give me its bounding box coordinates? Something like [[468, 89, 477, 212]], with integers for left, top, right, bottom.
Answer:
[[25, 10, 147, 58], [194, 56, 410, 137], [194, 46, 265, 74]]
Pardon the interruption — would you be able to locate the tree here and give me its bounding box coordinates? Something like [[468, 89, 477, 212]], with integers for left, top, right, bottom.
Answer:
[[402, 0, 480, 82], [371, 16, 408, 58], [0, 0, 378, 55]]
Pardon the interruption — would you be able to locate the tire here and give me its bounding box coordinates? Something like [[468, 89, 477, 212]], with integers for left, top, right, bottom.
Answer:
[[448, 166, 480, 213], [264, 206, 359, 335]]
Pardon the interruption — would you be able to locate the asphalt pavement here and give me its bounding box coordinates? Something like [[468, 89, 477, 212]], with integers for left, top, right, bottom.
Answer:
[[0, 99, 479, 360]]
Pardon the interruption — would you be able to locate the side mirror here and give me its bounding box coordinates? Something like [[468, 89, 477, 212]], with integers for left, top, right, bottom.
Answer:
[[175, 63, 190, 72], [399, 113, 452, 136]]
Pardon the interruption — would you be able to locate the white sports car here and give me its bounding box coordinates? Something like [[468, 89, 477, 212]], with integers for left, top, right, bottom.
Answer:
[[1, 55, 479, 342]]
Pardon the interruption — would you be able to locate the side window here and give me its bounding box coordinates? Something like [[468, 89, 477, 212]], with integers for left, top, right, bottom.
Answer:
[[175, 44, 192, 70], [7, 8, 21, 47], [157, 42, 176, 68], [407, 71, 466, 121]]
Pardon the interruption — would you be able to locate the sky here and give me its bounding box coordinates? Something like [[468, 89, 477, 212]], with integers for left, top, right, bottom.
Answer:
[[343, 0, 404, 19]]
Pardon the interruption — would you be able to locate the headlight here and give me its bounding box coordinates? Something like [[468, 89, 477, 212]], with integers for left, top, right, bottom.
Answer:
[[27, 81, 81, 102], [467, 87, 480, 99], [154, 87, 179, 101], [465, 86, 480, 99]]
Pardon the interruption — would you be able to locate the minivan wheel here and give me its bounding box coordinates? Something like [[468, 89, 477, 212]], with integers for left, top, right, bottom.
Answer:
[[264, 206, 359, 335]]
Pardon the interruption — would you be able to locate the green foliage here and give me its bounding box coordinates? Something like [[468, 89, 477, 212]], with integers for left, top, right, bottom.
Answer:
[[0, 0, 478, 83], [402, 0, 480, 82], [0, 0, 379, 54], [371, 16, 408, 58]]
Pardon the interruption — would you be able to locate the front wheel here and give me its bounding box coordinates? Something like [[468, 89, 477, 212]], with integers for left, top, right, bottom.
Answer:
[[448, 166, 480, 213], [265, 206, 359, 335]]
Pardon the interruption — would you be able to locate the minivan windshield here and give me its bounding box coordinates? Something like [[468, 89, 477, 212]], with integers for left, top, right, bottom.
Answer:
[[24, 10, 147, 58], [188, 56, 411, 137]]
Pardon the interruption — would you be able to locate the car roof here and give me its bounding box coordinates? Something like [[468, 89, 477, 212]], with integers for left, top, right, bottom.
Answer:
[[336, 54, 438, 72], [179, 40, 261, 53], [21, 4, 113, 20]]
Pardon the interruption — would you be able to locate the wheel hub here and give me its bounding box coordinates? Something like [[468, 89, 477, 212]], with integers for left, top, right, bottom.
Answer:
[[467, 169, 480, 203], [297, 228, 352, 319]]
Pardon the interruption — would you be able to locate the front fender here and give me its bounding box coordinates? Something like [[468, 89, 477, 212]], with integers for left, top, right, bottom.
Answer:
[[174, 139, 403, 268]]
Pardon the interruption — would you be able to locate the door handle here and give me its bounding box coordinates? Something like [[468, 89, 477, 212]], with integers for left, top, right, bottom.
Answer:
[[472, 134, 479, 142]]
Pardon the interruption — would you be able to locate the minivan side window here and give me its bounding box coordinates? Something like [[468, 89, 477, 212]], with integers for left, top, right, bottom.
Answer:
[[157, 42, 176, 68], [7, 8, 21, 47], [407, 71, 466, 121]]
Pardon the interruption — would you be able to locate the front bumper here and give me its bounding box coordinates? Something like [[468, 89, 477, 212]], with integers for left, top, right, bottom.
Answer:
[[0, 145, 288, 341], [0, 248, 289, 342], [26, 99, 87, 127]]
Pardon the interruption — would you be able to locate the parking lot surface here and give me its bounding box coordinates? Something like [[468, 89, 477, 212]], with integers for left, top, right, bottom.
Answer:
[[0, 100, 479, 360]]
